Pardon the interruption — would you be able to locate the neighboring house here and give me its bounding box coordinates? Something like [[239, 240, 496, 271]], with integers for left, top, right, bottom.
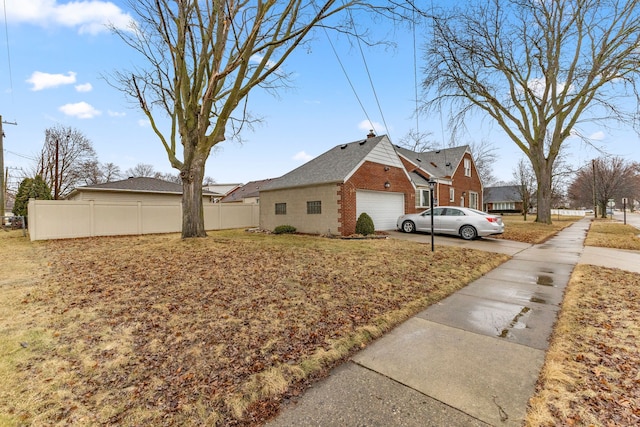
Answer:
[[220, 179, 274, 204], [395, 145, 483, 212], [260, 134, 415, 236], [203, 183, 243, 202], [66, 177, 217, 203], [483, 185, 524, 214]]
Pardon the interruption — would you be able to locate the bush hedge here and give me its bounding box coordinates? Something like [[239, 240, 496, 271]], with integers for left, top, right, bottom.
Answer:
[[355, 213, 375, 236], [274, 225, 296, 234]]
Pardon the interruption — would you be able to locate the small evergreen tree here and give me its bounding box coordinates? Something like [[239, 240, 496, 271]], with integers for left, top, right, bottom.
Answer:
[[355, 212, 375, 236], [13, 176, 52, 217]]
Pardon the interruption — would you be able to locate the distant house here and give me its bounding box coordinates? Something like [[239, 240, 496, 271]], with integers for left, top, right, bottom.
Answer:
[[220, 179, 274, 204], [203, 183, 243, 202], [484, 185, 523, 214], [66, 177, 217, 204], [395, 145, 484, 211], [260, 134, 415, 235]]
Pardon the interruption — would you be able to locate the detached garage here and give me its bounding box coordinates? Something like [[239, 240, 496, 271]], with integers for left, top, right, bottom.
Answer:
[[260, 134, 415, 236], [356, 190, 405, 231]]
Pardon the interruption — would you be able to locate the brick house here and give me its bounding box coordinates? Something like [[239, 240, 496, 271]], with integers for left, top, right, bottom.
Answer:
[[259, 134, 415, 236], [395, 145, 484, 212], [220, 179, 274, 204], [483, 185, 524, 214]]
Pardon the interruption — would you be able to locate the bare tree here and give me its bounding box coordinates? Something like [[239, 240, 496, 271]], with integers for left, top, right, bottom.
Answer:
[[124, 163, 210, 185], [569, 156, 639, 216], [397, 129, 436, 153], [101, 163, 123, 183], [124, 163, 157, 178], [36, 125, 98, 199], [79, 161, 123, 185], [512, 158, 536, 220], [464, 139, 497, 186], [420, 0, 640, 224], [111, 0, 377, 238]]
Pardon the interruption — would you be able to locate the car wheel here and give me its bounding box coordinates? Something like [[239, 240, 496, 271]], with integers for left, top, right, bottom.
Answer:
[[402, 220, 416, 233], [460, 225, 477, 240]]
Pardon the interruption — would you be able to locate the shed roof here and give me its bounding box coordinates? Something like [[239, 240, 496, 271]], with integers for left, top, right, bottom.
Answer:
[[66, 177, 215, 198]]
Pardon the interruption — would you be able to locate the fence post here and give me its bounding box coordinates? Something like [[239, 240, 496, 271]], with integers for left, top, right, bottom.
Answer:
[[89, 200, 95, 237]]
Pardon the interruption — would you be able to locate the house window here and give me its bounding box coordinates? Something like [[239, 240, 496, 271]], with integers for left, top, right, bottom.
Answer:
[[494, 202, 515, 210], [307, 201, 322, 214], [275, 203, 287, 215], [469, 192, 479, 210], [464, 158, 471, 177], [416, 189, 431, 208], [449, 188, 455, 202]]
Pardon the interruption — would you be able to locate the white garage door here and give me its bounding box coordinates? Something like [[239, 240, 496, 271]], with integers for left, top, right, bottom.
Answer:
[[356, 191, 405, 231]]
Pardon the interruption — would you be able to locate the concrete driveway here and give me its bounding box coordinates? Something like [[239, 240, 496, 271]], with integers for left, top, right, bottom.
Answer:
[[386, 230, 531, 256]]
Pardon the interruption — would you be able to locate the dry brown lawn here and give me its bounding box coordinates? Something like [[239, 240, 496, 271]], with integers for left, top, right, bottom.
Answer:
[[0, 229, 507, 426], [525, 265, 640, 426], [585, 219, 640, 250], [494, 215, 583, 244], [526, 218, 640, 425]]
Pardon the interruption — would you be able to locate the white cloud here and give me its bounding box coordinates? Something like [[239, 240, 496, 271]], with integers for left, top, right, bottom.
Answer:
[[357, 120, 385, 135], [59, 101, 101, 119], [108, 110, 126, 117], [5, 0, 134, 35], [527, 77, 574, 99], [589, 131, 606, 141], [27, 71, 76, 91], [75, 83, 93, 92], [293, 151, 313, 162], [250, 54, 277, 69], [138, 119, 150, 127]]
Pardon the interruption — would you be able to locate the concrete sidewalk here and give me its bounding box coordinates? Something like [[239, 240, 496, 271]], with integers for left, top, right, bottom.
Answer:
[[267, 219, 592, 426]]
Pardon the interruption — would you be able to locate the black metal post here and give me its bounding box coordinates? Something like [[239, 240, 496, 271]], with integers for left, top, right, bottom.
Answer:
[[428, 178, 436, 252], [430, 190, 434, 252]]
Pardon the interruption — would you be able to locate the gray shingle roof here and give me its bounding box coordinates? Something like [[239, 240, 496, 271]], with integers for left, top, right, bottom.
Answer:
[[71, 177, 215, 195], [220, 179, 274, 202], [395, 145, 470, 178], [484, 185, 522, 203], [263, 135, 388, 191]]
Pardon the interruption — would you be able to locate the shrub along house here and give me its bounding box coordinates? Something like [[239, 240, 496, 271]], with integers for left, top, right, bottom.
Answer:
[[395, 145, 484, 212], [259, 134, 415, 236]]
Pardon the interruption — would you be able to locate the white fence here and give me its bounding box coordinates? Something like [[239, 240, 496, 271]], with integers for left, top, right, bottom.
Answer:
[[27, 199, 260, 241], [550, 209, 587, 217]]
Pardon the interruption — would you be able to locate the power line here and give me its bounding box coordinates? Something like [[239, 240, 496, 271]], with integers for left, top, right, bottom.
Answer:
[[412, 7, 420, 136], [346, 8, 390, 139], [318, 23, 377, 136], [4, 149, 36, 161], [2, 0, 15, 107]]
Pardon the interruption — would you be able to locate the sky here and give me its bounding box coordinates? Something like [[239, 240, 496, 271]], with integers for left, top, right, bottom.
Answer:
[[1, 0, 638, 192]]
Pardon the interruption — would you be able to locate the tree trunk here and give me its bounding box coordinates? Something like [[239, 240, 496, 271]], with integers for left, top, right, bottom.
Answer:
[[599, 201, 607, 218], [181, 157, 207, 238], [534, 163, 553, 224]]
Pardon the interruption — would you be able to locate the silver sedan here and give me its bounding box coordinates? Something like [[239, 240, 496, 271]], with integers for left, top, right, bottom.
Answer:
[[397, 207, 505, 240]]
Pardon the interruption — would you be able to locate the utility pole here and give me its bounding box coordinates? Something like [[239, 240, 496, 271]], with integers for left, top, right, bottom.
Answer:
[[0, 115, 18, 221], [592, 159, 597, 218]]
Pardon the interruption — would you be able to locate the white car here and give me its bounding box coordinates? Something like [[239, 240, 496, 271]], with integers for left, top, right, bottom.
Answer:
[[397, 207, 505, 240]]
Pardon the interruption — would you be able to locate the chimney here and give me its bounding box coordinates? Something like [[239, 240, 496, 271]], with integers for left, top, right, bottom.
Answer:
[[367, 129, 375, 138]]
